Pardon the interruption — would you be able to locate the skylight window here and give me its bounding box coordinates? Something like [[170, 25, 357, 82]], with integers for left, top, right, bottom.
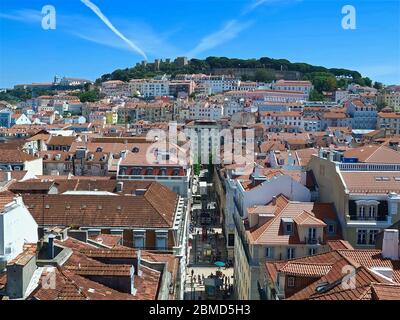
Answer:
[[375, 176, 390, 181]]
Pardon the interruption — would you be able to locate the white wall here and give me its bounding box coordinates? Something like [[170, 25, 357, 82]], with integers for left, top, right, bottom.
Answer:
[[24, 158, 43, 176], [238, 175, 311, 219], [0, 197, 38, 264]]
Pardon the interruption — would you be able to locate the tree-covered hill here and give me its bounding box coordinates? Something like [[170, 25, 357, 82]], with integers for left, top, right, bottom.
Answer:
[[96, 56, 372, 91]]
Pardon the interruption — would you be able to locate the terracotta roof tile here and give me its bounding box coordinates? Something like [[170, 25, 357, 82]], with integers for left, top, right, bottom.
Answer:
[[22, 183, 178, 229], [341, 171, 400, 194], [343, 144, 400, 164]]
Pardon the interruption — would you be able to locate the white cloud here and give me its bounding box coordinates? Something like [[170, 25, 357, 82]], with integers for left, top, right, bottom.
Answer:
[[0, 6, 180, 60], [80, 0, 148, 60], [187, 20, 253, 58], [244, 0, 303, 15], [0, 9, 42, 24]]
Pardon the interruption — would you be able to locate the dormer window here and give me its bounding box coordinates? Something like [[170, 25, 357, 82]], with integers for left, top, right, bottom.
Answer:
[[369, 206, 376, 219], [327, 223, 336, 234], [287, 276, 295, 287], [358, 205, 365, 218], [282, 218, 294, 235], [355, 200, 379, 220]]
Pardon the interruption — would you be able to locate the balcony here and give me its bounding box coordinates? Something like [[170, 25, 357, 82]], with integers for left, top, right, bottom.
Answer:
[[339, 163, 400, 171], [304, 237, 322, 245], [346, 214, 392, 227], [349, 215, 388, 221]]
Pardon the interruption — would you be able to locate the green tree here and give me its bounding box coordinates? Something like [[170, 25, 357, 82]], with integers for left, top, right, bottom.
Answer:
[[73, 89, 104, 103], [362, 77, 372, 87], [309, 89, 325, 101], [253, 69, 275, 82], [306, 72, 337, 92], [83, 82, 91, 92], [373, 82, 383, 90]]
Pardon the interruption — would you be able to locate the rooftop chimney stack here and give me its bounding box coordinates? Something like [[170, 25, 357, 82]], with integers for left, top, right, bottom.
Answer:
[[272, 196, 277, 206], [382, 229, 399, 260]]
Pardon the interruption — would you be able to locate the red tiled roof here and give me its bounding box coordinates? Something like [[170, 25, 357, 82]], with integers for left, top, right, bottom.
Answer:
[[22, 182, 178, 229], [266, 248, 400, 300]]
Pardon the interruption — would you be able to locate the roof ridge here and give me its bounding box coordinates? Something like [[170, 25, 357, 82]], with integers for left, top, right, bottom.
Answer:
[[143, 183, 175, 226], [252, 197, 291, 242], [287, 261, 335, 266], [365, 144, 384, 162], [57, 266, 88, 300]]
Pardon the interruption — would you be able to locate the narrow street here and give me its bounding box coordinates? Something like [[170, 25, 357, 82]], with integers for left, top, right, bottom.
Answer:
[[184, 169, 234, 300]]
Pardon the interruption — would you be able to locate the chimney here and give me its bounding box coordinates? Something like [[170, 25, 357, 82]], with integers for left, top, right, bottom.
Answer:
[[116, 181, 123, 193], [48, 234, 55, 259], [272, 196, 277, 206], [382, 229, 399, 260], [248, 209, 259, 228], [6, 171, 11, 182]]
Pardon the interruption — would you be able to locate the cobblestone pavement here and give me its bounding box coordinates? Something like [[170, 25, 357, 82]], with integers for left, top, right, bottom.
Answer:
[[184, 266, 234, 300]]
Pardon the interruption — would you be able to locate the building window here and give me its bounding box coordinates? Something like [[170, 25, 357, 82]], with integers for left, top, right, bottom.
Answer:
[[308, 228, 317, 242], [228, 234, 234, 247], [133, 230, 146, 249], [287, 248, 295, 259], [358, 206, 365, 218], [156, 231, 168, 250], [287, 277, 295, 287], [309, 248, 317, 256], [369, 230, 379, 245], [265, 247, 273, 259], [327, 223, 336, 234], [285, 222, 293, 235], [357, 229, 367, 245], [369, 206, 376, 219]]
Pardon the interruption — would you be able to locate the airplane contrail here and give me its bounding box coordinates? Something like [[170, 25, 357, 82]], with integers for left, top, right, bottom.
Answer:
[[80, 0, 148, 60]]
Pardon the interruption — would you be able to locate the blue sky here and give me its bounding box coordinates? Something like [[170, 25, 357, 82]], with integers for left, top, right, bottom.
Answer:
[[0, 0, 399, 88]]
